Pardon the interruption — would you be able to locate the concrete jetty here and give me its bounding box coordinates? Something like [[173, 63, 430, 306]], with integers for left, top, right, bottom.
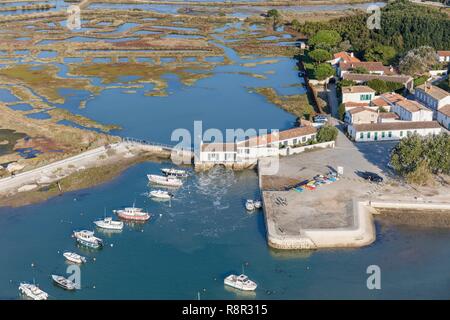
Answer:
[[259, 130, 450, 250]]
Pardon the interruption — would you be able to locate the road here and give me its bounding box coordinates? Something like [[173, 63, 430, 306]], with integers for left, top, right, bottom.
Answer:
[[0, 145, 109, 194], [327, 81, 339, 119]]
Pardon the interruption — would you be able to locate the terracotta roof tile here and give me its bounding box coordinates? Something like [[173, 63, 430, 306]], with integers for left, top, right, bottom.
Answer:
[[352, 121, 441, 132]]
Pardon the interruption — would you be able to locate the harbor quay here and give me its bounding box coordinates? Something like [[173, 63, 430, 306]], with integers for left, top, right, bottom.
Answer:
[[258, 130, 450, 250]]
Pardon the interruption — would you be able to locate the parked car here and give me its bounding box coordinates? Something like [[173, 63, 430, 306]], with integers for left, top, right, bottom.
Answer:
[[361, 172, 383, 183], [313, 115, 328, 123]]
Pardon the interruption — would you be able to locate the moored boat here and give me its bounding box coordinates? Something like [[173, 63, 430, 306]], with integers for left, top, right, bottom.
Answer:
[[224, 274, 257, 291], [51, 275, 76, 291], [254, 200, 262, 209], [161, 168, 188, 178], [245, 200, 255, 211], [73, 230, 103, 249], [149, 190, 173, 200], [147, 174, 183, 187], [94, 217, 124, 230], [113, 206, 151, 221], [63, 251, 86, 264], [18, 283, 48, 300]]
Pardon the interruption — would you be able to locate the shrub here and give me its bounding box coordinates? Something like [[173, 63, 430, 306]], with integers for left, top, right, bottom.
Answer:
[[317, 125, 338, 142]]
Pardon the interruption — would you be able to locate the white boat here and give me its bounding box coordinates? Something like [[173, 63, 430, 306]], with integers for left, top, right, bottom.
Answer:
[[113, 205, 151, 221], [224, 274, 257, 291], [161, 168, 188, 178], [245, 200, 255, 211], [18, 283, 48, 300], [63, 252, 86, 264], [149, 190, 173, 200], [73, 230, 103, 249], [51, 275, 76, 291], [147, 174, 183, 187], [94, 217, 124, 230], [254, 200, 262, 209]]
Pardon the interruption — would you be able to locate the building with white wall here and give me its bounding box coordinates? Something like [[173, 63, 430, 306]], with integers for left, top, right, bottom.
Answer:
[[391, 99, 433, 122], [344, 107, 378, 124], [342, 86, 375, 103], [437, 105, 450, 131], [414, 84, 450, 113], [437, 51, 450, 63], [348, 121, 442, 142], [197, 126, 318, 165]]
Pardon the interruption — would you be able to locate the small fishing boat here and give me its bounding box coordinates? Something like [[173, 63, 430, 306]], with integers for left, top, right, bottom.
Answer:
[[149, 190, 173, 200], [224, 274, 257, 291], [94, 217, 124, 230], [63, 252, 86, 264], [18, 283, 48, 300], [254, 200, 262, 209], [51, 275, 76, 291], [161, 168, 188, 178], [113, 205, 151, 221], [73, 230, 103, 249], [147, 174, 183, 187], [245, 200, 255, 211]]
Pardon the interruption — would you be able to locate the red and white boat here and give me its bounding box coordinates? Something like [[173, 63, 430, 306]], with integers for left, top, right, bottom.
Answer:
[[113, 205, 151, 221]]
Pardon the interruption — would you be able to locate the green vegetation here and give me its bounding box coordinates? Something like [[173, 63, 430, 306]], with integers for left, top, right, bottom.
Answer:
[[353, 66, 369, 74], [337, 103, 346, 121], [367, 79, 404, 94], [308, 49, 332, 63], [317, 125, 338, 143], [252, 87, 315, 119], [313, 63, 335, 81], [390, 133, 450, 185], [308, 30, 342, 50], [0, 64, 94, 104], [413, 75, 429, 87], [364, 45, 397, 65], [266, 9, 280, 19], [399, 46, 439, 76], [300, 0, 450, 55]]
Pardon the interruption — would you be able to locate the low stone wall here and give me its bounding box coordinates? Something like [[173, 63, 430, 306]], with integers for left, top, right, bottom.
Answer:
[[194, 161, 256, 171], [263, 197, 376, 250], [278, 141, 335, 157], [263, 197, 450, 250]]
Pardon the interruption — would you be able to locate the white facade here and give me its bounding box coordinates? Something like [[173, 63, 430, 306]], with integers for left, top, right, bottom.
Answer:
[[414, 85, 450, 113], [348, 122, 442, 142], [391, 102, 433, 122], [197, 127, 317, 165], [437, 108, 450, 131], [342, 87, 375, 103]]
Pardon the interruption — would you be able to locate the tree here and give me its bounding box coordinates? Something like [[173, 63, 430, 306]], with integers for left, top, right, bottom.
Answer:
[[314, 63, 335, 80], [309, 30, 342, 49], [308, 49, 332, 63], [399, 46, 439, 76], [367, 79, 389, 94], [317, 125, 338, 142], [390, 133, 426, 176], [390, 133, 450, 179], [338, 103, 346, 121], [291, 19, 301, 31], [364, 45, 397, 65], [353, 66, 369, 74], [266, 9, 280, 18]]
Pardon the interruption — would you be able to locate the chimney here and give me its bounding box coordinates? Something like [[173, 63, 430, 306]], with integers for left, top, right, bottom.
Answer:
[[350, 52, 354, 57]]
